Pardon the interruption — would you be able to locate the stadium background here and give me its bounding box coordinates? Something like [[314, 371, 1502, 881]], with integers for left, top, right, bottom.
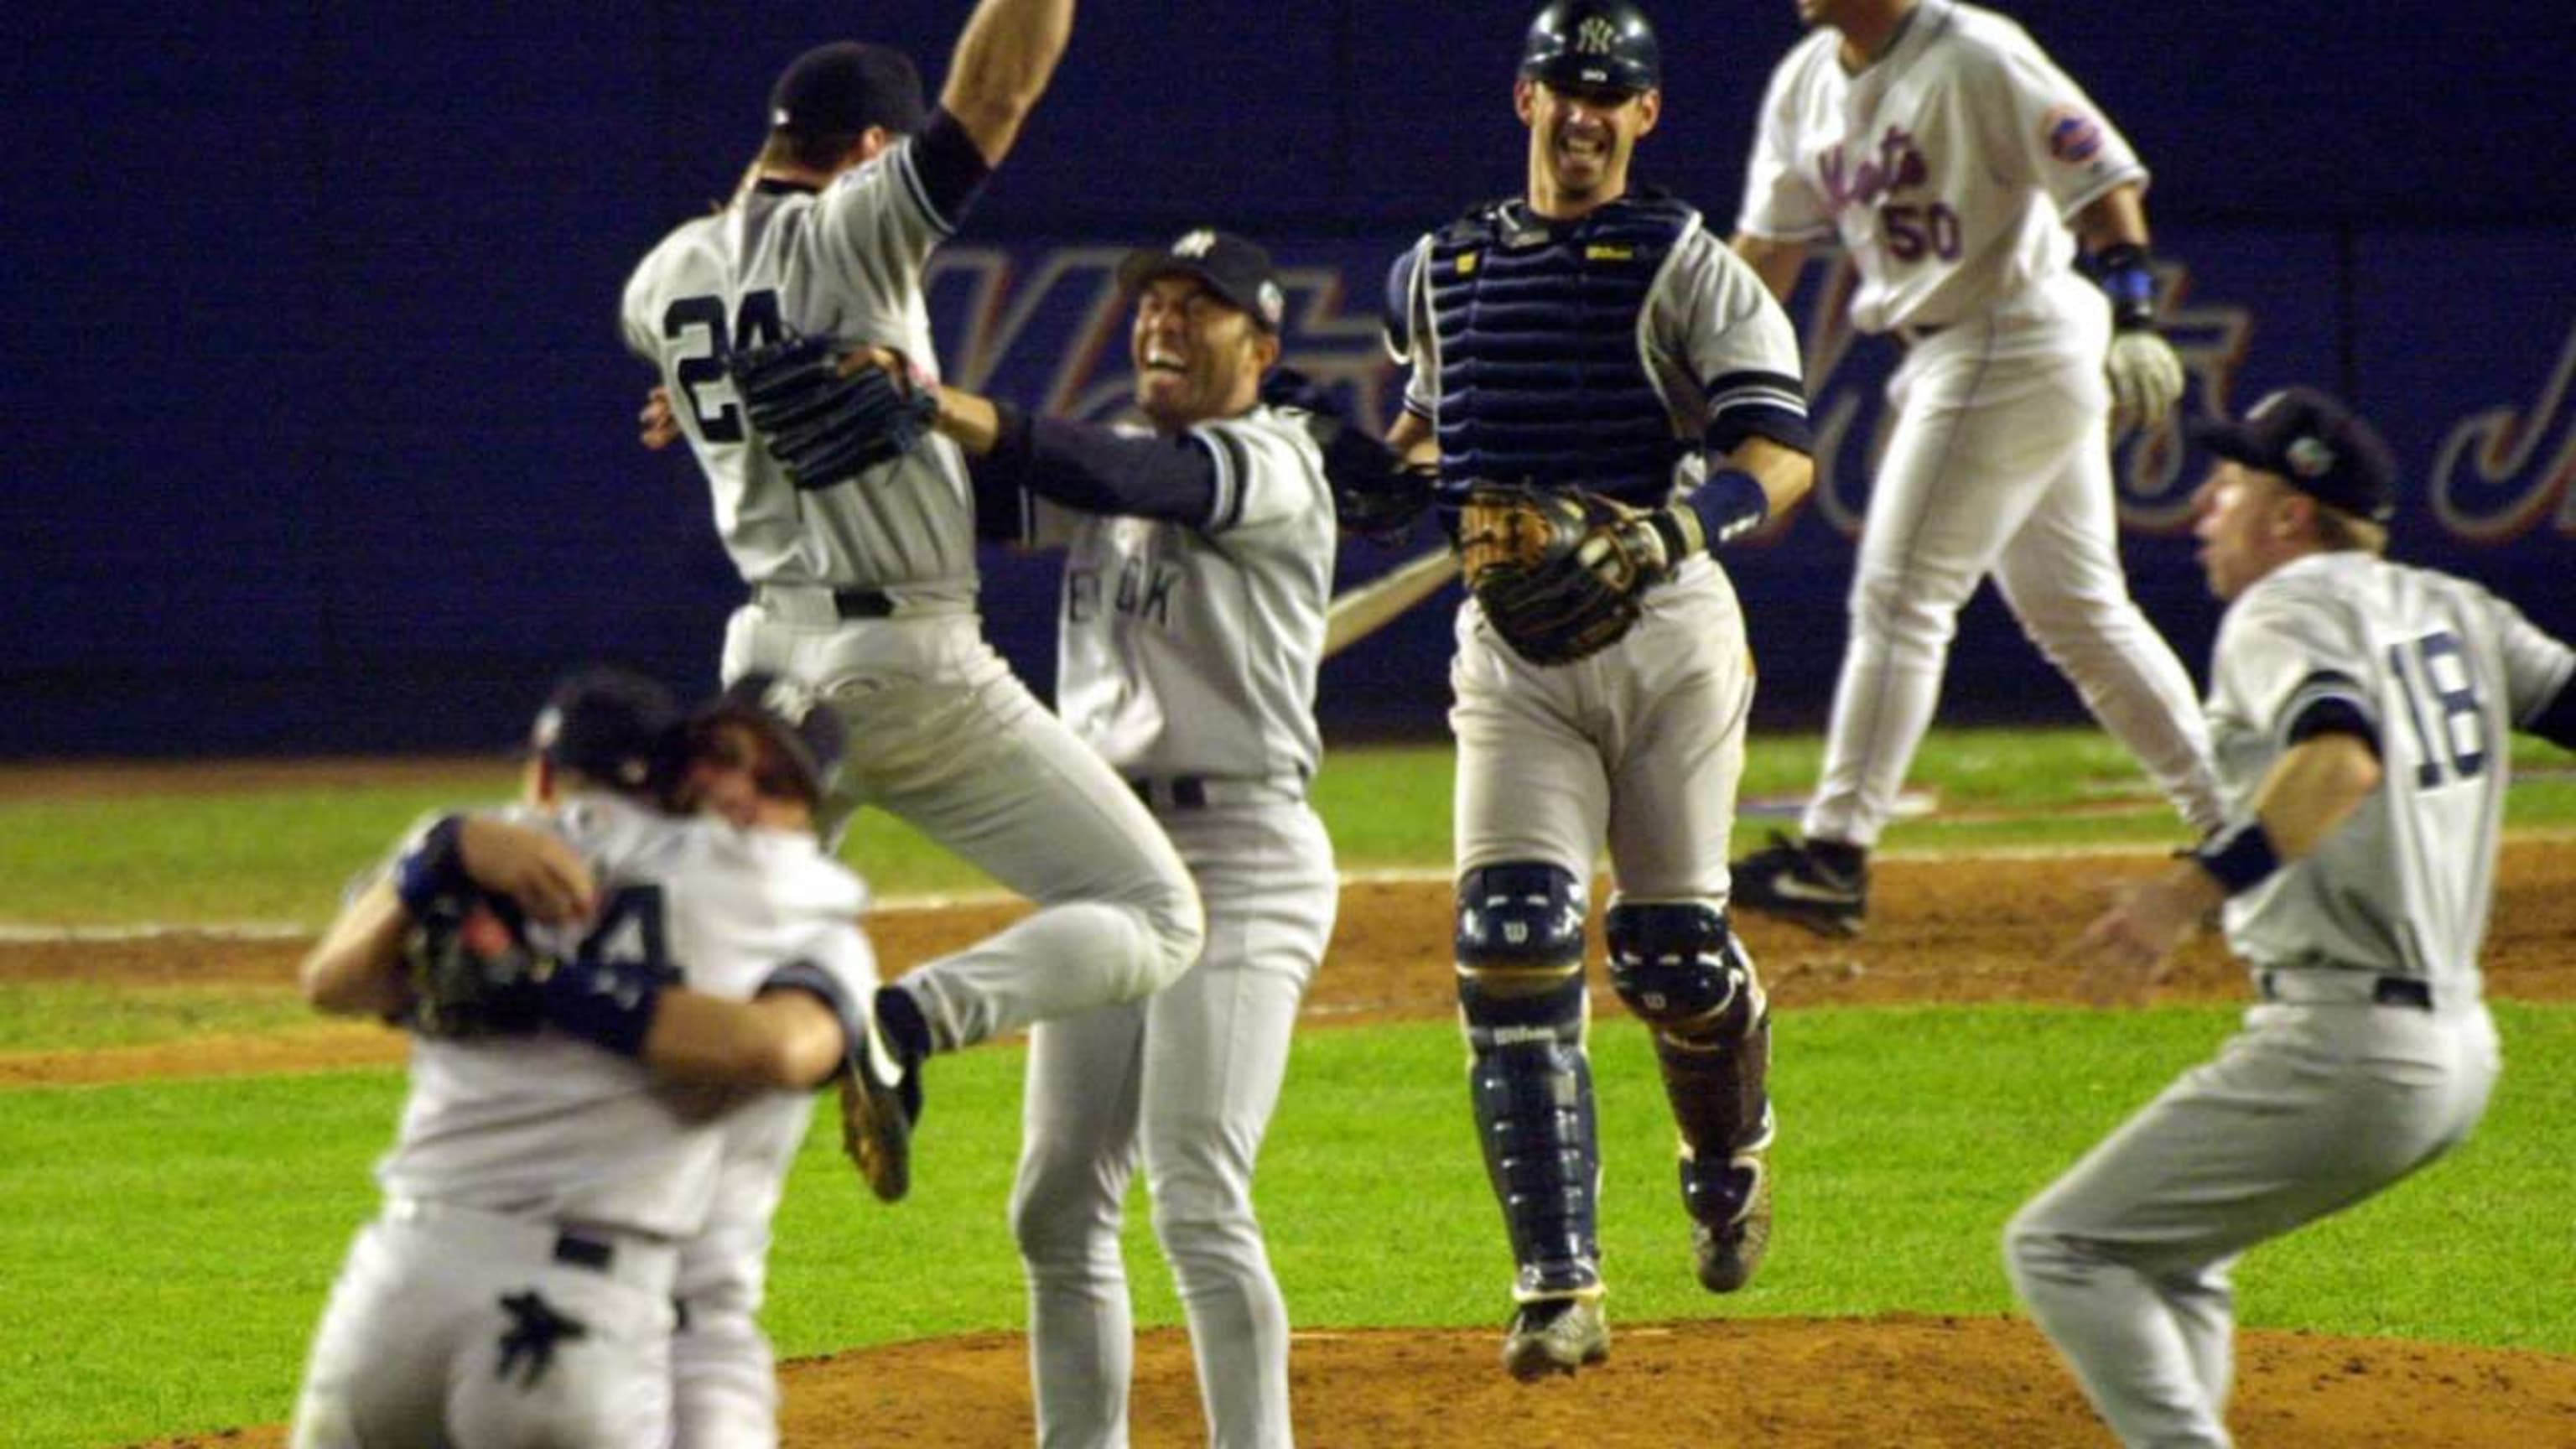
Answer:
[[6, 0, 2570, 756]]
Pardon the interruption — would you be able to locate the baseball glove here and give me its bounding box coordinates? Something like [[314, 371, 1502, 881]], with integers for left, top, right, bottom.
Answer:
[[1260, 366, 1436, 540], [1457, 484, 1653, 666], [397, 891, 550, 1039], [724, 334, 938, 491]]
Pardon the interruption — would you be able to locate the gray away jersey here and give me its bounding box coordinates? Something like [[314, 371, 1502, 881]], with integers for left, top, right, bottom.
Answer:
[[376, 794, 872, 1239], [621, 143, 975, 601], [2208, 552, 2575, 985], [1021, 405, 1335, 784]]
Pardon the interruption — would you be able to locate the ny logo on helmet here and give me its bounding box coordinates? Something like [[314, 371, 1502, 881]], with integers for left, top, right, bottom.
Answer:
[[1576, 17, 1618, 54], [1173, 230, 1218, 258]]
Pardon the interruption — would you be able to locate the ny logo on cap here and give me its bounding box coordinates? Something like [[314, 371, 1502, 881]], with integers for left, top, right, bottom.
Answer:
[[1576, 17, 1618, 53], [1173, 229, 1218, 258], [2286, 437, 2336, 479]]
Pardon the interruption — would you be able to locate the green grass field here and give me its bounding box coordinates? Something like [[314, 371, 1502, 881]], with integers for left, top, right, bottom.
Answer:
[[3, 729, 2572, 1446]]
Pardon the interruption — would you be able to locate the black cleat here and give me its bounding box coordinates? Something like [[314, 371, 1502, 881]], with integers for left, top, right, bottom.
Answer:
[[1730, 832, 1867, 938], [1500, 1296, 1610, 1382], [1691, 1157, 1773, 1294]]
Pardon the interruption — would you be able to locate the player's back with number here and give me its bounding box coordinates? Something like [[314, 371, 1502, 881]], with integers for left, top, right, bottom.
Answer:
[[620, 140, 967, 597], [2211, 554, 2574, 980]]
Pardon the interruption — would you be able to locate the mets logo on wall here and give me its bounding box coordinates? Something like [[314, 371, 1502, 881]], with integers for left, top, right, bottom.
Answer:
[[2042, 105, 2104, 164]]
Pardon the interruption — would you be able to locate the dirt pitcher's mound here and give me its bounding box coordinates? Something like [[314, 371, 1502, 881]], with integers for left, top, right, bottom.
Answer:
[[772, 1315, 2576, 1447]]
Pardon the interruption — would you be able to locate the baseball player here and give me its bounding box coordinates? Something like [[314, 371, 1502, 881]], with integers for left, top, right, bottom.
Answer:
[[2004, 388, 2576, 1448], [1376, 0, 1816, 1380], [620, 3, 1206, 1125], [788, 230, 1340, 1446], [1726, 0, 2222, 937], [288, 667, 892, 1449]]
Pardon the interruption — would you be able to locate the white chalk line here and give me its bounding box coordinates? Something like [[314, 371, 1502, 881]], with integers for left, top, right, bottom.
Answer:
[[8, 829, 2570, 945]]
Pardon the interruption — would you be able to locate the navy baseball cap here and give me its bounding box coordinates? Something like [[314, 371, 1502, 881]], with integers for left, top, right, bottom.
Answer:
[[693, 672, 848, 805], [769, 41, 927, 136], [2193, 387, 2398, 524], [1116, 230, 1286, 333], [530, 667, 679, 794]]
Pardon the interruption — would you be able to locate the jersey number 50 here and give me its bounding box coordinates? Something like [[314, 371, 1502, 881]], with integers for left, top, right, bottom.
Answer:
[[663, 290, 784, 443], [1881, 202, 1963, 264]]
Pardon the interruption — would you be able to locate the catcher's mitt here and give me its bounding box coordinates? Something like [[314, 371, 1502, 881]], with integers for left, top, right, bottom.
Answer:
[[724, 334, 937, 491], [397, 891, 550, 1039], [1457, 484, 1654, 666]]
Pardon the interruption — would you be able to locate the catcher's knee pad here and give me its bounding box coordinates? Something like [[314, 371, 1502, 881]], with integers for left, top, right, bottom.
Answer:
[[1609, 903, 1774, 1178], [1455, 863, 1587, 986], [1605, 901, 1764, 1043]]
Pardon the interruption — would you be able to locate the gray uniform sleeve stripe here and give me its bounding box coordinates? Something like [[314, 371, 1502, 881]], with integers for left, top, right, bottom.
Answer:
[[1197, 426, 1254, 532], [2275, 670, 2376, 749], [892, 143, 955, 239]]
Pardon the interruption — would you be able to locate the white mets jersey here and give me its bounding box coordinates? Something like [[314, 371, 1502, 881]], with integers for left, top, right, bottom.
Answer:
[[2207, 552, 2576, 984], [377, 795, 873, 1239], [621, 146, 974, 602], [1737, 0, 2145, 335], [1023, 406, 1334, 784]]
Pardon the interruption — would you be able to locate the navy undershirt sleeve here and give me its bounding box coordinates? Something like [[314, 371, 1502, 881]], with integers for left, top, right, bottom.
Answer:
[[975, 401, 1218, 525], [2531, 675, 2576, 751], [911, 108, 994, 230]]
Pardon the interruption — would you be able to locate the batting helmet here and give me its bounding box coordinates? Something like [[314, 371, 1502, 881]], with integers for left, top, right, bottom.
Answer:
[[1519, 0, 1661, 96]]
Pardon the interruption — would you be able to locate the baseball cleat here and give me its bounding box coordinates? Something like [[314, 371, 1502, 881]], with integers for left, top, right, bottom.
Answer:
[[1729, 832, 1867, 938], [1692, 1156, 1773, 1294], [837, 1014, 914, 1203], [1500, 1296, 1610, 1382]]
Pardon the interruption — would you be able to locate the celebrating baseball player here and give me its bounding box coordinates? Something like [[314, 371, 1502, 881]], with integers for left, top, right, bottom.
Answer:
[[2004, 388, 2576, 1448], [287, 667, 895, 1449], [1725, 0, 2222, 937], [1366, 0, 1816, 1380], [621, 0, 1206, 1136], [880, 229, 1336, 1448]]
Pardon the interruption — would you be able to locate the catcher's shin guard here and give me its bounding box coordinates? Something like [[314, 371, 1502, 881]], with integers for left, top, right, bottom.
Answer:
[[1457, 865, 1601, 1299], [1607, 903, 1776, 1291]]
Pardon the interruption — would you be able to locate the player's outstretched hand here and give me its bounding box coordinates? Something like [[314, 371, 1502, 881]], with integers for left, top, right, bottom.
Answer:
[[640, 386, 681, 450], [2056, 865, 2212, 1007], [457, 818, 597, 927], [2106, 330, 2185, 428]]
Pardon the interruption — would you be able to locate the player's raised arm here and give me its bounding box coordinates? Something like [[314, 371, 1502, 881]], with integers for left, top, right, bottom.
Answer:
[[941, 0, 1076, 167], [1727, 233, 1809, 306]]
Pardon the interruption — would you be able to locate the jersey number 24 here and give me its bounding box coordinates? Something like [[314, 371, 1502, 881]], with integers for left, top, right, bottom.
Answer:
[[663, 290, 783, 444]]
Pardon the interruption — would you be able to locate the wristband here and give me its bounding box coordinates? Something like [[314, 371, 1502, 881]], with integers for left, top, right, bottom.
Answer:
[[538, 957, 666, 1058], [392, 815, 470, 917], [2190, 818, 2281, 896], [1684, 467, 1771, 548], [2085, 242, 2158, 331]]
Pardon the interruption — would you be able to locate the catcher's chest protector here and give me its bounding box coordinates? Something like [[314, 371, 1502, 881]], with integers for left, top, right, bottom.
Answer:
[[1426, 195, 1692, 503]]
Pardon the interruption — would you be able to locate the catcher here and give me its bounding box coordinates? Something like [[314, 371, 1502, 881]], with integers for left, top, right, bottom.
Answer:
[[1361, 0, 1817, 1381], [288, 667, 903, 1449]]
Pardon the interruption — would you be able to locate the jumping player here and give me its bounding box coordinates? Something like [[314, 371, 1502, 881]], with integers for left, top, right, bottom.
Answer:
[[1380, 0, 1815, 1380], [620, 2, 1205, 1117], [2006, 388, 2576, 1447], [288, 668, 888, 1449], [1727, 0, 2221, 937]]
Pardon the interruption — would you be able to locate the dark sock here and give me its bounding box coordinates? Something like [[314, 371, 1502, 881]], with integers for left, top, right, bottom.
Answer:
[[874, 984, 934, 1067], [1807, 839, 1867, 880]]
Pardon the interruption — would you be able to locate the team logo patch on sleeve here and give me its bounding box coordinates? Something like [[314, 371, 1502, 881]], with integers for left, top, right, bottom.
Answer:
[[2043, 106, 2104, 164]]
